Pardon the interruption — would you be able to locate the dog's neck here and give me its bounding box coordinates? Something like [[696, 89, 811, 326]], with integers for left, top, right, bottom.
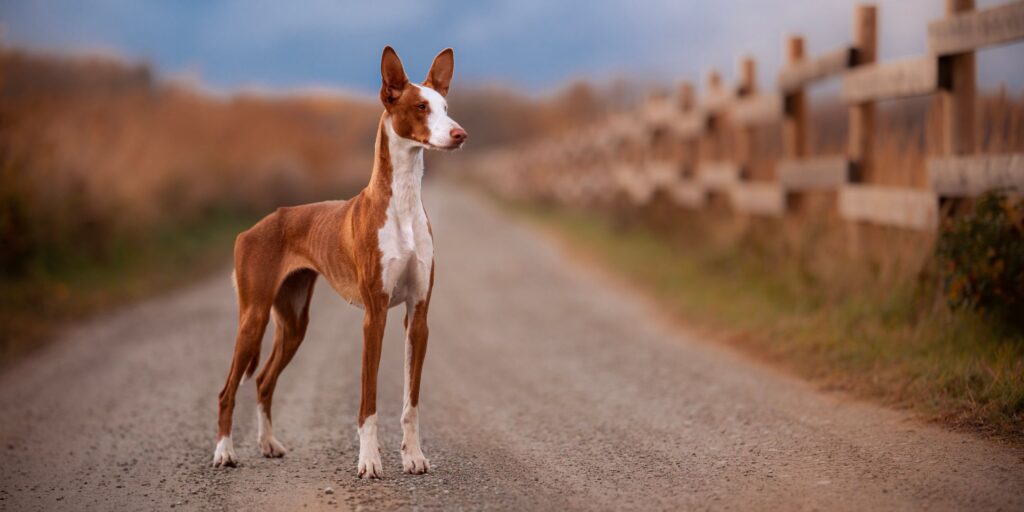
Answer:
[[368, 113, 424, 214]]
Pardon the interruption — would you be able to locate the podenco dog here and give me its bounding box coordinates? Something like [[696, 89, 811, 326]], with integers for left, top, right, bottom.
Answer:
[[212, 46, 467, 478]]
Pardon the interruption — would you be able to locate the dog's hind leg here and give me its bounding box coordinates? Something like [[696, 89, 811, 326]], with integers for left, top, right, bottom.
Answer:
[[254, 269, 317, 458], [213, 233, 279, 467], [214, 298, 272, 467]]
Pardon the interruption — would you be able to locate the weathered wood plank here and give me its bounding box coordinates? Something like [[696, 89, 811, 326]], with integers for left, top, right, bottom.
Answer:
[[666, 181, 707, 208], [613, 165, 655, 205], [646, 161, 683, 189], [777, 157, 850, 190], [932, 1, 979, 156], [783, 36, 810, 158], [669, 112, 706, 139], [730, 183, 786, 216], [778, 46, 856, 92], [605, 113, 648, 144], [642, 98, 676, 126], [838, 185, 938, 230], [731, 94, 784, 125], [841, 57, 941, 103], [928, 1, 1024, 55], [928, 153, 1024, 196], [705, 87, 736, 112], [697, 162, 742, 188], [848, 5, 877, 173]]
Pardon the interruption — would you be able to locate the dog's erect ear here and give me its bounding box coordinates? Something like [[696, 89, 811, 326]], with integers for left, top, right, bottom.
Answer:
[[423, 48, 454, 97], [380, 46, 409, 104]]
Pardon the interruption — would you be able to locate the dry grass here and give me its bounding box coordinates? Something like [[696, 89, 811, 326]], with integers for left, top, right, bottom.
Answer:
[[0, 49, 379, 265], [512, 200, 1024, 442], [0, 48, 379, 356]]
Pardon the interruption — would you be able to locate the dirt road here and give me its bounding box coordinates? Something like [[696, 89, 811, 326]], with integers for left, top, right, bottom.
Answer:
[[2, 182, 1022, 511]]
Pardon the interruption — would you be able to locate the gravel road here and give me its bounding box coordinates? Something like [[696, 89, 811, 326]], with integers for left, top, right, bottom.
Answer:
[[2, 181, 1022, 511]]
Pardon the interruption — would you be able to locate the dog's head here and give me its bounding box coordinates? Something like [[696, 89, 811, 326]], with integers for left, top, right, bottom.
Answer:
[[380, 46, 467, 151]]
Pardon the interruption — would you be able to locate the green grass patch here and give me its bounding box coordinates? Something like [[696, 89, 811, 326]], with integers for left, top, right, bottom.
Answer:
[[514, 203, 1024, 442], [0, 212, 255, 364]]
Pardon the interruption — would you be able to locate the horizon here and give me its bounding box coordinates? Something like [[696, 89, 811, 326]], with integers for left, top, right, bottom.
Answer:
[[3, 0, 1023, 98]]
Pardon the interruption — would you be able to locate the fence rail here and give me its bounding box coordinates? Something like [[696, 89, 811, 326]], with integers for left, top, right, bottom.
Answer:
[[472, 0, 1024, 232]]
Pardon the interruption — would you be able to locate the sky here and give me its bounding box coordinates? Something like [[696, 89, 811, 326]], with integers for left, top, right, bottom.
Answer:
[[2, 0, 1022, 97]]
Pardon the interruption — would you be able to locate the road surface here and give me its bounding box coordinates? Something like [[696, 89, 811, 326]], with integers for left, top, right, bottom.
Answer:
[[2, 181, 1022, 511]]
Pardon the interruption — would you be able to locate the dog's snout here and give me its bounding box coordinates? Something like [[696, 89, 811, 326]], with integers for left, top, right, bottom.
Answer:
[[450, 128, 467, 142]]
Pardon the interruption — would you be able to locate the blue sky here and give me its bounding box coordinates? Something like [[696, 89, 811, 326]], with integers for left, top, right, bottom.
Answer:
[[2, 0, 1021, 96]]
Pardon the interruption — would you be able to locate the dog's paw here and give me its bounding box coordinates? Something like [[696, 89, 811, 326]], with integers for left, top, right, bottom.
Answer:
[[357, 452, 383, 479], [357, 414, 382, 479], [259, 435, 287, 458], [402, 450, 430, 475], [212, 437, 239, 468]]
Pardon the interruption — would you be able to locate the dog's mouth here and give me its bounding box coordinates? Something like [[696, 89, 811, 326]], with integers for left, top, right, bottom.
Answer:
[[430, 141, 465, 151]]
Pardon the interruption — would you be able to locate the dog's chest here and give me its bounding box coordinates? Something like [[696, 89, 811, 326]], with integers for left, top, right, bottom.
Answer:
[[377, 173, 433, 303]]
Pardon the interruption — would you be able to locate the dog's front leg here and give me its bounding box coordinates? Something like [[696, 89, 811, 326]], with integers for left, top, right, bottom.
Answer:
[[357, 294, 388, 479], [401, 298, 430, 474]]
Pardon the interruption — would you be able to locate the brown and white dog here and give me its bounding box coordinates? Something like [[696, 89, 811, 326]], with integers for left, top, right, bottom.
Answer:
[[212, 46, 466, 478]]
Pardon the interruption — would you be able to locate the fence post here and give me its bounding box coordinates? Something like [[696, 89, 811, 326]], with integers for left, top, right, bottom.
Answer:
[[678, 81, 698, 178], [845, 4, 877, 255], [678, 81, 695, 111], [936, 0, 977, 156], [738, 56, 757, 96], [783, 36, 808, 159], [646, 88, 668, 161], [703, 70, 724, 162], [737, 56, 757, 179], [848, 4, 877, 182]]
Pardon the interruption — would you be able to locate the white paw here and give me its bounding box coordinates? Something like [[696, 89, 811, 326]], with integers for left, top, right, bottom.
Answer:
[[400, 407, 429, 474], [259, 435, 287, 458], [357, 414, 382, 479], [358, 451, 383, 479], [256, 404, 286, 458], [212, 436, 239, 468], [402, 449, 430, 475]]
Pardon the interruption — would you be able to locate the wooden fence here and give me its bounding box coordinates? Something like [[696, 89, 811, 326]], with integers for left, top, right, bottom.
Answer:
[[472, 0, 1024, 232]]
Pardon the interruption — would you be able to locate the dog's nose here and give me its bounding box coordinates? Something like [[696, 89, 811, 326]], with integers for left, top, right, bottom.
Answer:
[[450, 128, 468, 142]]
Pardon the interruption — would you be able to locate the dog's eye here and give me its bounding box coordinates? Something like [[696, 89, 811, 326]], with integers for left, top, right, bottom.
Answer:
[[417, 103, 427, 111]]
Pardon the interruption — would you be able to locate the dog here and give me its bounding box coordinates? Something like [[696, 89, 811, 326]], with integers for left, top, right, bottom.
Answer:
[[212, 46, 467, 479]]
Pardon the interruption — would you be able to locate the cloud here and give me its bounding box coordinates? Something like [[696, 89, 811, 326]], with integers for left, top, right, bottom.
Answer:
[[0, 0, 1019, 92], [197, 0, 431, 52]]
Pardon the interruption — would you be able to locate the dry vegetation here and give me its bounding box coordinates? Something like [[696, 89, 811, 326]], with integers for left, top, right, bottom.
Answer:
[[445, 80, 613, 152], [0, 48, 380, 357], [512, 200, 1023, 441], [0, 49, 380, 272]]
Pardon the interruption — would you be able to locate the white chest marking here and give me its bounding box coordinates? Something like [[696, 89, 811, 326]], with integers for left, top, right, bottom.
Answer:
[[378, 119, 434, 303]]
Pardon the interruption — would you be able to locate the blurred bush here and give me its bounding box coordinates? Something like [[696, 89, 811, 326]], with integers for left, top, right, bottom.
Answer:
[[937, 191, 1024, 326], [0, 48, 379, 278], [445, 80, 614, 152]]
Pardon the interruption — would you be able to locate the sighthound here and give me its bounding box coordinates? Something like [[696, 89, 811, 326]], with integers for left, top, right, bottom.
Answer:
[[212, 46, 467, 478]]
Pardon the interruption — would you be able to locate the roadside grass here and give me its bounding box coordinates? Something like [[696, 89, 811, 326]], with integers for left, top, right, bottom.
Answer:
[[0, 212, 254, 364], [511, 202, 1024, 442]]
